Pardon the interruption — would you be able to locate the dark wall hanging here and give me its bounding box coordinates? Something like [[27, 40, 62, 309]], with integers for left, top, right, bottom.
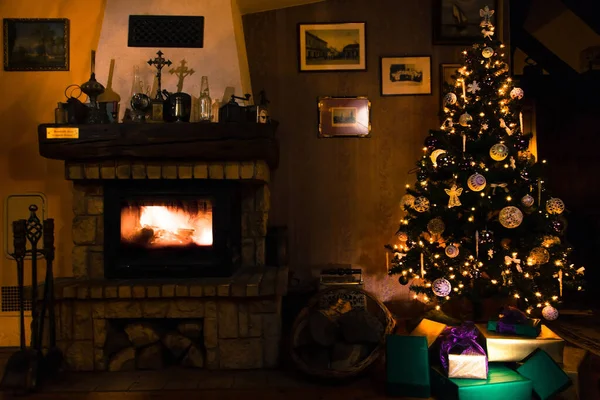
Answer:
[[128, 15, 204, 48]]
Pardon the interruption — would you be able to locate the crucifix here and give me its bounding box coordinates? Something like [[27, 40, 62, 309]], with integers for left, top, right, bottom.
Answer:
[[169, 60, 195, 93], [147, 50, 172, 100]]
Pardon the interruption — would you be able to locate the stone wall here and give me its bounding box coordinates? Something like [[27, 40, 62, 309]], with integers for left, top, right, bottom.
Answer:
[[68, 159, 271, 278]]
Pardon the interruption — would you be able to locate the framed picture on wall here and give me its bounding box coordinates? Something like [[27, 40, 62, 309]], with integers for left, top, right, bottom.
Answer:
[[380, 56, 432, 96], [318, 96, 371, 138], [440, 63, 461, 106], [432, 0, 499, 44], [3, 18, 70, 71], [298, 22, 366, 72]]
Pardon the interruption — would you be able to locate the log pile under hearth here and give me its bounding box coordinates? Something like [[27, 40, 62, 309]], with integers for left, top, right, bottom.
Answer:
[[106, 319, 205, 371]]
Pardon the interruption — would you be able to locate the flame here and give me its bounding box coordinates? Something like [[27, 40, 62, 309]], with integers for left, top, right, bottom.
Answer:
[[121, 203, 212, 247]]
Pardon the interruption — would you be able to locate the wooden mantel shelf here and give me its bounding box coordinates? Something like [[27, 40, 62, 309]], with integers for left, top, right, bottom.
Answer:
[[38, 122, 280, 169]]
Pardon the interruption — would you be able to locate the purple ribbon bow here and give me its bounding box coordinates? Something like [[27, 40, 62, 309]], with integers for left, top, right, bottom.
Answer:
[[439, 323, 487, 371], [496, 306, 529, 334]]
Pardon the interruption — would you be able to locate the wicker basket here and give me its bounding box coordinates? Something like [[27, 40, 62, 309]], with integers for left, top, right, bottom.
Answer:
[[290, 286, 396, 379]]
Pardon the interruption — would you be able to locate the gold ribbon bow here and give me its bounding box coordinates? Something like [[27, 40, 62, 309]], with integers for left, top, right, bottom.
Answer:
[[490, 183, 508, 194], [505, 255, 522, 273]]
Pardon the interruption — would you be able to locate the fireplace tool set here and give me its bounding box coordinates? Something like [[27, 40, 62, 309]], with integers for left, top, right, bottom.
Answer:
[[0, 205, 62, 393]]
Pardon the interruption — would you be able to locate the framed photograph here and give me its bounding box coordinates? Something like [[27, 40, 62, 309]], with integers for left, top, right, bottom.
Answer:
[[440, 63, 461, 106], [3, 18, 70, 71], [318, 97, 371, 138], [380, 56, 432, 96], [433, 0, 498, 44], [299, 22, 366, 72]]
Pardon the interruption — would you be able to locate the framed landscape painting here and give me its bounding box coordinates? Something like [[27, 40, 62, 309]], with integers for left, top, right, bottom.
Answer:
[[299, 22, 366, 72], [433, 0, 499, 44], [380, 56, 432, 96], [3, 18, 70, 71], [318, 97, 371, 138]]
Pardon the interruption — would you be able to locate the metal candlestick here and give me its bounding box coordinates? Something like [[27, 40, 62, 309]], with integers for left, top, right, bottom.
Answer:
[[81, 50, 106, 124]]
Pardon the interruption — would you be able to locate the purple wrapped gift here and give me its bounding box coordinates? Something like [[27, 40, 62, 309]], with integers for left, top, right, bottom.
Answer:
[[440, 323, 488, 379]]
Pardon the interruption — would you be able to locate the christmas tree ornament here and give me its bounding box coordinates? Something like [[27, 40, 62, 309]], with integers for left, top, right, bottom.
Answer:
[[467, 81, 481, 93], [417, 170, 428, 181], [482, 28, 494, 39], [529, 247, 550, 265], [551, 219, 565, 234], [445, 244, 459, 258], [521, 194, 535, 208], [509, 156, 517, 169], [432, 278, 452, 297], [480, 6, 495, 27], [542, 305, 559, 321], [427, 218, 446, 235], [444, 92, 458, 106], [401, 194, 416, 209], [546, 198, 565, 215], [482, 47, 494, 58], [430, 149, 447, 167], [499, 206, 524, 228], [397, 231, 408, 242], [500, 238, 511, 250], [489, 143, 509, 161], [445, 184, 463, 208], [398, 275, 409, 285], [413, 197, 430, 213], [542, 235, 561, 247], [459, 113, 473, 126], [510, 87, 524, 100], [425, 136, 439, 150], [467, 173, 487, 191]]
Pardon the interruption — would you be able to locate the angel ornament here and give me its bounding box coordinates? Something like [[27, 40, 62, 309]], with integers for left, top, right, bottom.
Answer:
[[445, 184, 463, 208]]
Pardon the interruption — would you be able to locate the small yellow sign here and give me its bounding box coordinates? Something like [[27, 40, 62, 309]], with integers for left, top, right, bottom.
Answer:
[[46, 127, 79, 139]]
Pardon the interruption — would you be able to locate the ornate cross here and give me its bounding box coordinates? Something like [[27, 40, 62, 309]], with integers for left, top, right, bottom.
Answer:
[[147, 50, 172, 100], [169, 60, 195, 93]]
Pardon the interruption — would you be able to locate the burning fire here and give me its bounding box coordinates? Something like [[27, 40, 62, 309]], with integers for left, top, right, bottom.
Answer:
[[121, 203, 213, 247]]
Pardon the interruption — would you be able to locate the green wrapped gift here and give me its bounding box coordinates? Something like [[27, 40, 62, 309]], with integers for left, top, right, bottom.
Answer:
[[517, 348, 572, 400], [487, 319, 541, 338], [386, 335, 430, 398], [431, 364, 532, 400]]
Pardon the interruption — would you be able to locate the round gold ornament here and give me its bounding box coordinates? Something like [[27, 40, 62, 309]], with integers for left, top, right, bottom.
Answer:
[[467, 173, 487, 192], [427, 218, 445, 235], [542, 235, 561, 248], [499, 206, 523, 229], [432, 278, 452, 297], [542, 305, 559, 321], [529, 247, 550, 265], [510, 87, 524, 100], [459, 113, 473, 126], [521, 194, 535, 208], [444, 92, 457, 106], [401, 194, 416, 209], [413, 197, 430, 213], [445, 244, 459, 258], [482, 47, 494, 58], [490, 143, 509, 161], [545, 198, 565, 215]]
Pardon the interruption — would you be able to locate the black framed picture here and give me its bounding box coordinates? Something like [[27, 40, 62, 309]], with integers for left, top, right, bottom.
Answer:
[[3, 18, 70, 71], [298, 22, 366, 72], [318, 96, 371, 138], [433, 0, 498, 44], [380, 56, 432, 96]]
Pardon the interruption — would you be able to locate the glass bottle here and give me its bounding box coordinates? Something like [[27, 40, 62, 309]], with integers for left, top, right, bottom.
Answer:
[[55, 102, 68, 124], [199, 76, 212, 121]]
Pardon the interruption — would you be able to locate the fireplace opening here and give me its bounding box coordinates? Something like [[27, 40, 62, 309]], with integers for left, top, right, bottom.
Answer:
[[104, 180, 241, 279]]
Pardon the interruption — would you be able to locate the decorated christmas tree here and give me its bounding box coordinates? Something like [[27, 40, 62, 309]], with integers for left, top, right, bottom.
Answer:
[[386, 6, 585, 321]]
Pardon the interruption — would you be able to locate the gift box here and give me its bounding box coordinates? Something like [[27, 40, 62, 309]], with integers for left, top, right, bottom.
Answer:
[[476, 323, 564, 363], [410, 318, 447, 347], [431, 364, 533, 400], [386, 335, 431, 398], [487, 306, 541, 338], [517, 348, 572, 400], [440, 324, 488, 379]]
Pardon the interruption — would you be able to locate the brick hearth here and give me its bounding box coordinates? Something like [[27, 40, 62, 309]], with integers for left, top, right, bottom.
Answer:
[[52, 158, 288, 371]]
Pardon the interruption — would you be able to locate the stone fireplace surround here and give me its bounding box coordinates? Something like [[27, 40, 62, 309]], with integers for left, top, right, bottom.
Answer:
[[51, 159, 288, 371]]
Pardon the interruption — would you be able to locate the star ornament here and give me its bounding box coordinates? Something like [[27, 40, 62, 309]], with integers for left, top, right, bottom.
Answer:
[[467, 81, 481, 94], [480, 6, 495, 27], [445, 184, 463, 208]]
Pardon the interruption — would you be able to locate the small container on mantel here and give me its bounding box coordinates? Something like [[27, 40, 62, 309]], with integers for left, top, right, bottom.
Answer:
[[55, 102, 68, 124], [199, 76, 212, 121]]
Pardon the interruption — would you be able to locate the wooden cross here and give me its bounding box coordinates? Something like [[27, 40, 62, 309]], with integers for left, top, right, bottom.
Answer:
[[147, 50, 172, 100], [169, 60, 195, 93]]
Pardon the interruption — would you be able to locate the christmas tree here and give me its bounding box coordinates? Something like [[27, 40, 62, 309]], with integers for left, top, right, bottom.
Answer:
[[386, 6, 585, 321]]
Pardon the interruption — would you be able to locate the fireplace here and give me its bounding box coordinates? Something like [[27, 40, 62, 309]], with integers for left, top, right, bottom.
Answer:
[[104, 180, 241, 279]]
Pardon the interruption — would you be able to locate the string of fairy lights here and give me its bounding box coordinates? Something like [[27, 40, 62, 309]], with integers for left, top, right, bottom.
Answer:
[[386, 7, 584, 320]]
